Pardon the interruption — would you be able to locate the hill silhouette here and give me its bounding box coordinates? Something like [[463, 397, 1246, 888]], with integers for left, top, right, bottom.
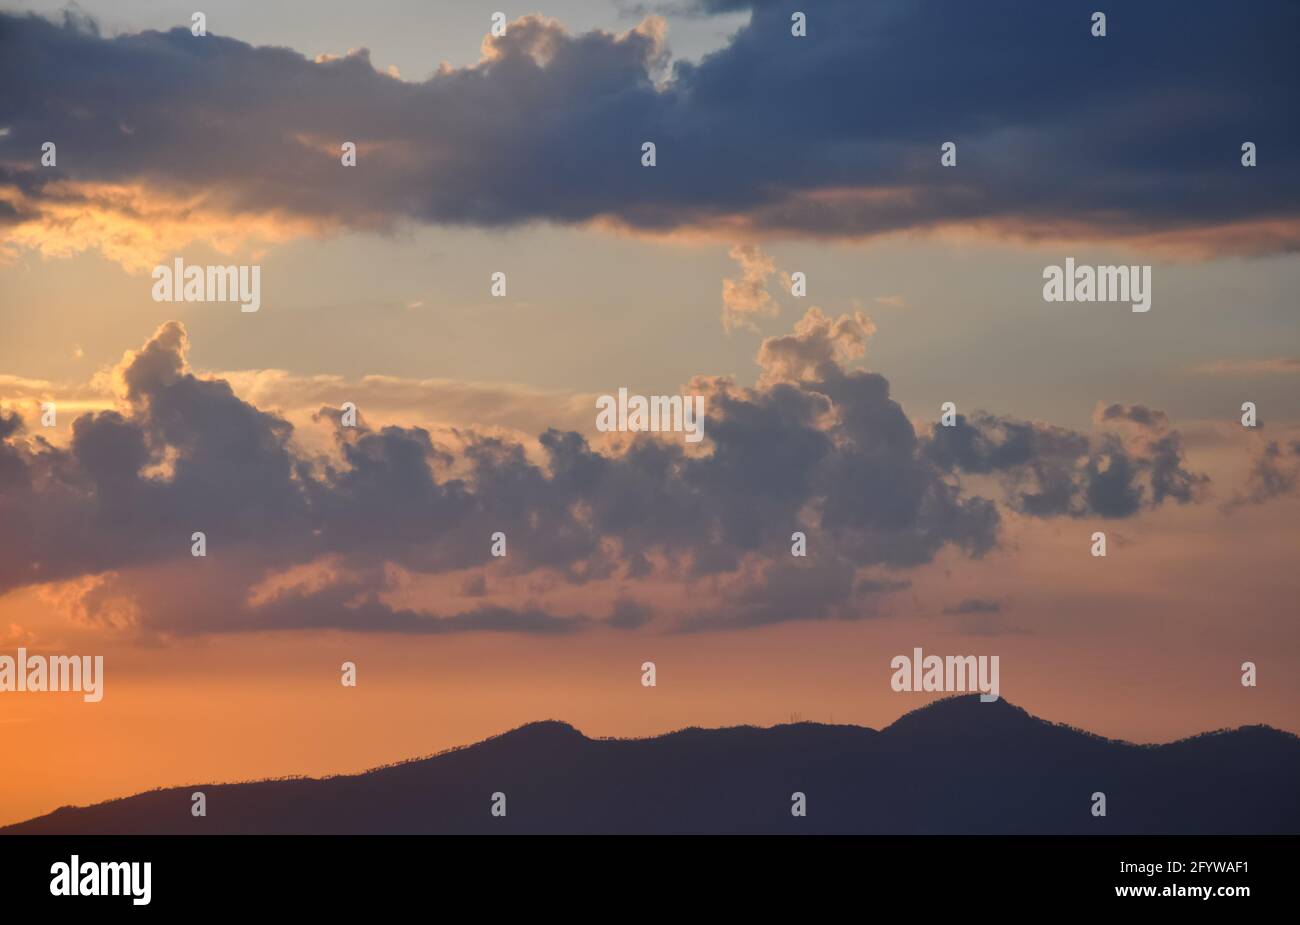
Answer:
[[5, 696, 1297, 834]]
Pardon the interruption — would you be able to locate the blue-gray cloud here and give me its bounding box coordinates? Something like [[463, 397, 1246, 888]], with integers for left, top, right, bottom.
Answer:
[[923, 407, 1208, 519], [1, 1, 1297, 253]]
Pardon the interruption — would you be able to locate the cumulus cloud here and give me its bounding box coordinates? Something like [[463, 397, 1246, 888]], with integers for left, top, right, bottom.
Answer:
[[0, 313, 1217, 638], [720, 243, 780, 332], [1224, 439, 1300, 509], [921, 403, 1208, 519], [3, 1, 1299, 267], [756, 306, 874, 386]]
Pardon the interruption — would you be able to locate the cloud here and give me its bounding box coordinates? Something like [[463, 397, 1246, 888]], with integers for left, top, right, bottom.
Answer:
[[0, 176, 328, 272], [0, 373, 113, 423], [1095, 403, 1169, 432], [684, 555, 861, 631], [936, 596, 1032, 635], [922, 404, 1209, 519], [3, 1, 1299, 267], [1224, 439, 1300, 509], [607, 598, 655, 630], [756, 306, 874, 386], [218, 368, 595, 440], [720, 243, 780, 332], [0, 313, 1217, 638]]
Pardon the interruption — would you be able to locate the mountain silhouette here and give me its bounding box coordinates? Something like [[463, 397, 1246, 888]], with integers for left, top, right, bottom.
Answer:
[[5, 696, 1297, 834]]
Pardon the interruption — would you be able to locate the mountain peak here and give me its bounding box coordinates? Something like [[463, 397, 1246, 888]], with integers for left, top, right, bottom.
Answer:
[[882, 694, 1043, 741], [489, 719, 587, 745]]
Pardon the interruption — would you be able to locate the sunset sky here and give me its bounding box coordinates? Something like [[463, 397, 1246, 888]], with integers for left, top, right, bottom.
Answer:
[[1, 0, 1298, 828]]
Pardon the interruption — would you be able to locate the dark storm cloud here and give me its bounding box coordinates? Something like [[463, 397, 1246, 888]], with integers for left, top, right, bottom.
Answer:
[[2, 1, 1298, 249]]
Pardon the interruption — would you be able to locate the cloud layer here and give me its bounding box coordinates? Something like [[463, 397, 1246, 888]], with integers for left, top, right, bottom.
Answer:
[[0, 313, 1211, 637], [3, 0, 1299, 265]]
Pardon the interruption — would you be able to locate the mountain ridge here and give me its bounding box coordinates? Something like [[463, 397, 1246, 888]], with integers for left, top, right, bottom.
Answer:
[[7, 695, 1298, 835]]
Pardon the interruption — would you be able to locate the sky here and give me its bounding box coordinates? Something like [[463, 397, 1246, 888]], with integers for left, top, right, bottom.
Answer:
[[0, 0, 1298, 827]]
